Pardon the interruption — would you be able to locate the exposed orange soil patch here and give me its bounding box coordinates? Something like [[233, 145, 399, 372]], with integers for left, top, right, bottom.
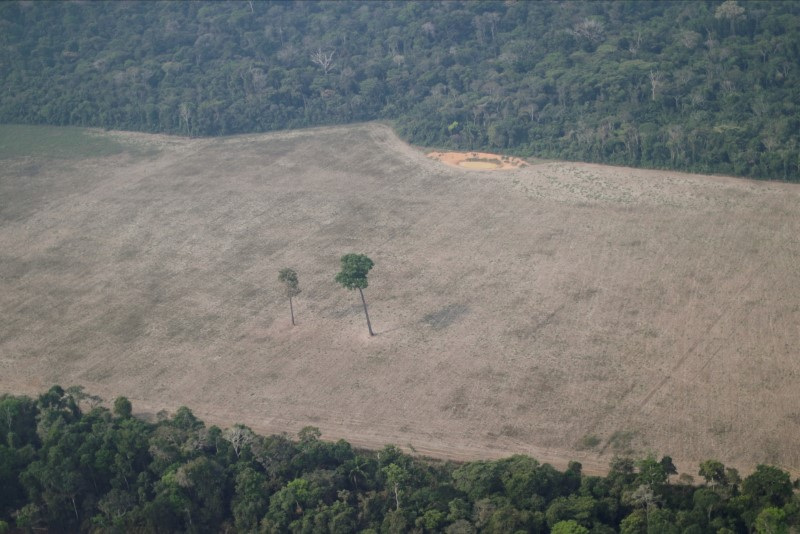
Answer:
[[427, 150, 528, 170]]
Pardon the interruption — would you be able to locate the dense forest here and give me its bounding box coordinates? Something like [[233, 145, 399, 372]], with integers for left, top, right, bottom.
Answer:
[[0, 387, 798, 533], [1, 1, 799, 180]]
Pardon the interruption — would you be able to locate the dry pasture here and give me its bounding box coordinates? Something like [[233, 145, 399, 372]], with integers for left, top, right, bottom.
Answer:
[[1, 123, 799, 476]]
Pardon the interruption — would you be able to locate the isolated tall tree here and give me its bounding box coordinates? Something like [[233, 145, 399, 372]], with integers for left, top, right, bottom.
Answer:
[[278, 268, 301, 326], [715, 0, 745, 35], [335, 254, 375, 336]]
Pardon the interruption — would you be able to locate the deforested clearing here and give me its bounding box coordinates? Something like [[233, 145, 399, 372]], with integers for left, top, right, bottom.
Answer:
[[1, 123, 799, 476]]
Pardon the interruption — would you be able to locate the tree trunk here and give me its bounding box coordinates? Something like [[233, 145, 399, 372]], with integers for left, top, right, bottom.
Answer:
[[289, 296, 295, 326], [358, 287, 374, 336]]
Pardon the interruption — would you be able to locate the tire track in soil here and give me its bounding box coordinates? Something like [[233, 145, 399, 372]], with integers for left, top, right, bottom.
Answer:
[[633, 262, 763, 413], [596, 262, 764, 455]]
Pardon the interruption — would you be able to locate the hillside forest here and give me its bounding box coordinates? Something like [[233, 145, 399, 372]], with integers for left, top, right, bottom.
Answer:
[[1, 1, 799, 180], [0, 387, 798, 533]]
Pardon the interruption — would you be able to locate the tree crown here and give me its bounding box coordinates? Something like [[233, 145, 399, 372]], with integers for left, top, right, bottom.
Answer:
[[278, 268, 301, 297], [334, 254, 374, 290]]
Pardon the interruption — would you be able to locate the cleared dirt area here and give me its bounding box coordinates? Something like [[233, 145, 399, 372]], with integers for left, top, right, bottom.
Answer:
[[427, 151, 528, 170], [1, 123, 799, 477]]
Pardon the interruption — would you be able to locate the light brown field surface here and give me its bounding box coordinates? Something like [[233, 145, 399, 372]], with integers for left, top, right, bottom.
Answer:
[[1, 123, 799, 477]]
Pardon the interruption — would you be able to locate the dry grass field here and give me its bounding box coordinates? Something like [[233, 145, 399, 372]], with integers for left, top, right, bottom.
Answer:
[[1, 123, 799, 477]]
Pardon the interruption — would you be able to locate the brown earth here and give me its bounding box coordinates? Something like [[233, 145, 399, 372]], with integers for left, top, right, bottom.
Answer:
[[427, 151, 529, 170], [1, 123, 799, 477]]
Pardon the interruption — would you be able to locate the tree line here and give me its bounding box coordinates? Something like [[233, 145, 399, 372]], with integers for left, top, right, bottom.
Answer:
[[1, 1, 798, 180], [0, 386, 797, 533]]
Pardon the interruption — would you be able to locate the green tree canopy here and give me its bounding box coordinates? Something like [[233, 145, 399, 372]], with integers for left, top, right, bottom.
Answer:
[[278, 268, 301, 298], [278, 267, 301, 326], [552, 519, 591, 534], [1, 386, 799, 533], [2, 1, 800, 179], [335, 254, 376, 335], [334, 254, 374, 290]]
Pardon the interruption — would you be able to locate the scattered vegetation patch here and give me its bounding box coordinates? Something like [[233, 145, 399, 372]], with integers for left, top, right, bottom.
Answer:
[[499, 424, 525, 438], [422, 304, 469, 330], [0, 125, 127, 159], [466, 157, 502, 165], [576, 434, 602, 450], [606, 430, 638, 454], [709, 420, 734, 436]]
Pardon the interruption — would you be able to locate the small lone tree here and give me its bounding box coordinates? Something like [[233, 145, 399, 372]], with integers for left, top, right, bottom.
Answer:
[[335, 253, 375, 336], [278, 268, 301, 326]]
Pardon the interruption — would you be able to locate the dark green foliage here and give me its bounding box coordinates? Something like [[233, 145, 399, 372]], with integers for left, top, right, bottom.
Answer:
[[0, 387, 798, 533], [635, 454, 668, 489], [0, 394, 38, 450], [112, 396, 132, 419], [742, 465, 794, 509], [660, 455, 678, 476], [0, 441, 33, 519], [278, 268, 301, 298], [278, 267, 301, 325], [232, 466, 269, 531], [452, 460, 503, 501], [699, 459, 729, 486], [335, 254, 374, 291], [551, 519, 590, 534], [1, 1, 798, 180], [335, 253, 376, 335]]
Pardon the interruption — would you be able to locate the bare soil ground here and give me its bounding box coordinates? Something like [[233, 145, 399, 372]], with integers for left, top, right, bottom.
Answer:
[[427, 151, 528, 170], [2, 123, 799, 477]]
